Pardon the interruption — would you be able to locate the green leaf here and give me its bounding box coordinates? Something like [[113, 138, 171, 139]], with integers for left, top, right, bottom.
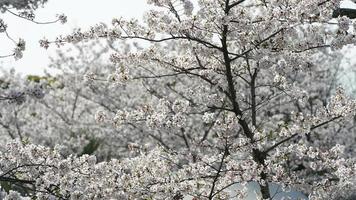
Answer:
[[267, 131, 274, 140], [0, 181, 12, 192], [27, 75, 41, 83], [80, 138, 101, 156]]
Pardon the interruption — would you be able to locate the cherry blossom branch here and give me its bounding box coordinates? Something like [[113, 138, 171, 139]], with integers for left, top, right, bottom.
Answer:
[[263, 115, 343, 154], [4, 8, 66, 25], [208, 141, 229, 199], [228, 0, 247, 10]]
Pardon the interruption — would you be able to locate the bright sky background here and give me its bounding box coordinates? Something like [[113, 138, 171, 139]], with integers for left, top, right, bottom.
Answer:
[[0, 0, 356, 75], [0, 0, 148, 75]]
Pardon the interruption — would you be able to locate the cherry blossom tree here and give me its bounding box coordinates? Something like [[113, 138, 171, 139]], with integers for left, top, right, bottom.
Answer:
[[1, 0, 356, 199]]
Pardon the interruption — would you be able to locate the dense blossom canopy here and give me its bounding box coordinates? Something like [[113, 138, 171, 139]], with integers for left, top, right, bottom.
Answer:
[[1, 0, 356, 199]]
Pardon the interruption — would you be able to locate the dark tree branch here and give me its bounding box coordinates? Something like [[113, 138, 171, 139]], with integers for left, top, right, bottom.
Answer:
[[263, 115, 343, 154]]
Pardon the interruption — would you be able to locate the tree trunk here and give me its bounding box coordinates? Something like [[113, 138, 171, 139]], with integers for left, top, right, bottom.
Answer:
[[260, 172, 271, 199]]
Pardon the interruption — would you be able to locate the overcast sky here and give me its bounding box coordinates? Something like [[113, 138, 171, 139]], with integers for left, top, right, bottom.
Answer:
[[0, 0, 148, 75], [0, 0, 356, 75]]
